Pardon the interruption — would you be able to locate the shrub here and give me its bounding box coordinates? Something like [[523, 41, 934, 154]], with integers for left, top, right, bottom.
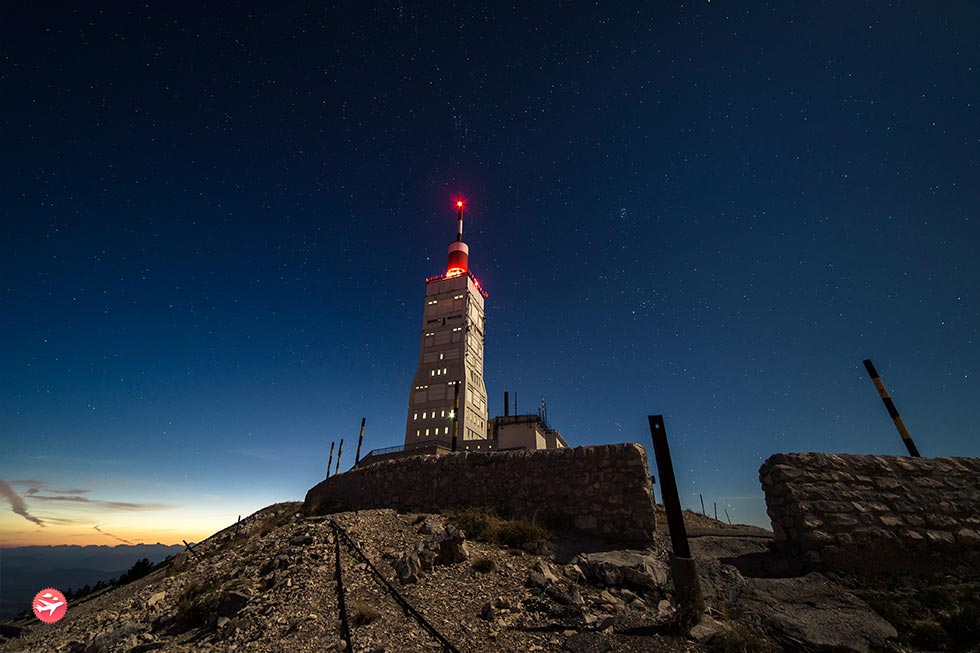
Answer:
[[175, 579, 220, 629], [472, 557, 495, 573], [351, 601, 381, 626], [445, 509, 550, 551], [704, 623, 776, 653]]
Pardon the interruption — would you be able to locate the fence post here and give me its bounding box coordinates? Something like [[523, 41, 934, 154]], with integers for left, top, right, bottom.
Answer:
[[648, 415, 703, 625]]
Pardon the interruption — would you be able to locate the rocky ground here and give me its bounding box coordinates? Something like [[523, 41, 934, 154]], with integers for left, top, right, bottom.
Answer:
[[0, 503, 904, 652]]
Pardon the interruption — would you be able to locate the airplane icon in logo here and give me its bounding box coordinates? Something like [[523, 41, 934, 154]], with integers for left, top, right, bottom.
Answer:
[[34, 593, 64, 616]]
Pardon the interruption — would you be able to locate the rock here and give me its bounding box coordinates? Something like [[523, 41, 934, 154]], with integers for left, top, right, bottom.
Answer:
[[563, 563, 587, 585], [147, 591, 166, 608], [531, 560, 560, 583], [216, 617, 231, 629], [493, 596, 520, 611], [217, 590, 250, 618], [562, 632, 612, 652], [574, 550, 668, 590], [526, 572, 549, 589], [735, 573, 897, 653], [395, 550, 421, 584], [480, 602, 496, 620], [657, 599, 673, 614], [689, 617, 726, 642], [260, 554, 291, 576], [431, 524, 469, 564], [598, 590, 618, 605], [289, 535, 313, 546], [91, 621, 140, 652], [418, 519, 436, 534], [594, 615, 615, 631]]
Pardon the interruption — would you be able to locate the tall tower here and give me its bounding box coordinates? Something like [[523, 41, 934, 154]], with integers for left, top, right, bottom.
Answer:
[[405, 200, 489, 448]]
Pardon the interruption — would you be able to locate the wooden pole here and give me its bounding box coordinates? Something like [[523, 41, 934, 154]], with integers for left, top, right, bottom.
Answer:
[[354, 418, 366, 465], [648, 415, 703, 624], [335, 439, 344, 475], [182, 539, 203, 562], [863, 359, 922, 457], [327, 441, 335, 478]]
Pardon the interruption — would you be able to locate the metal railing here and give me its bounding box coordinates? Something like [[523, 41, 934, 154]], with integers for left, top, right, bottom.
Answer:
[[360, 439, 452, 460]]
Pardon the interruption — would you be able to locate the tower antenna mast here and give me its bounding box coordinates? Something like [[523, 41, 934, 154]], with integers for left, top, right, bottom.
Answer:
[[456, 199, 464, 242]]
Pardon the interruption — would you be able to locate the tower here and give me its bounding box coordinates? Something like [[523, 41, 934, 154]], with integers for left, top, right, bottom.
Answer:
[[405, 200, 489, 448]]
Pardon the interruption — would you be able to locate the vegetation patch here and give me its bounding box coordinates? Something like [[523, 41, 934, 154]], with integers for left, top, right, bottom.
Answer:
[[351, 601, 381, 626], [471, 557, 496, 573], [175, 579, 221, 629], [446, 509, 550, 552], [865, 584, 980, 651], [704, 623, 776, 653]]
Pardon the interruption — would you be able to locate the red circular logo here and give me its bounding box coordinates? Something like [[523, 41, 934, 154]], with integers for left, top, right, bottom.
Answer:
[[32, 588, 67, 623]]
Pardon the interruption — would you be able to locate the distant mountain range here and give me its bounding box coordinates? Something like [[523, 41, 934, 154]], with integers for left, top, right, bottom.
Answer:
[[0, 543, 184, 620]]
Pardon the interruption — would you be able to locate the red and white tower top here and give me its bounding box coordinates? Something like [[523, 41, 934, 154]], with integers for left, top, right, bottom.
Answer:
[[446, 199, 468, 277]]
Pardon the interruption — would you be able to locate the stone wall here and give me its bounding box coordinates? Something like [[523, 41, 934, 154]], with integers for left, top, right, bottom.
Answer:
[[304, 444, 656, 543], [760, 453, 980, 576]]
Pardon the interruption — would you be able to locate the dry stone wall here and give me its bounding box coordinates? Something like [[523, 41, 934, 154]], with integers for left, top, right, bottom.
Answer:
[[304, 444, 656, 543], [760, 452, 980, 576]]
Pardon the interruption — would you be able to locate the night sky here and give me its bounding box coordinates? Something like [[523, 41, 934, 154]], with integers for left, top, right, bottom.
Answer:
[[2, 2, 979, 546]]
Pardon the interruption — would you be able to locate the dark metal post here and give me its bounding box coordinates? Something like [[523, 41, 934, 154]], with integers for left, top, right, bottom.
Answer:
[[327, 441, 335, 479], [354, 418, 366, 465], [699, 494, 705, 516], [648, 415, 703, 624], [335, 438, 344, 475], [863, 359, 921, 457], [451, 384, 460, 452], [504, 391, 509, 417]]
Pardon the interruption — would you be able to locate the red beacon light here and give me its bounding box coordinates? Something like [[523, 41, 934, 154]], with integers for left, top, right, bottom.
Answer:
[[456, 200, 464, 208]]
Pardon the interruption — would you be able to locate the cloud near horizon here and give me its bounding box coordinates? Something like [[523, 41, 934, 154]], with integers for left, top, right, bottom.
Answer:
[[26, 494, 172, 511], [94, 524, 134, 545], [0, 478, 45, 527]]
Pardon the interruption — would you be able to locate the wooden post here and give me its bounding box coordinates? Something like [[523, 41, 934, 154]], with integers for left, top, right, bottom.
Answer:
[[700, 494, 705, 516], [327, 441, 335, 479], [335, 439, 344, 476], [182, 539, 203, 562], [354, 418, 366, 465], [648, 415, 703, 625], [863, 359, 922, 457], [725, 508, 731, 525], [714, 502, 718, 522]]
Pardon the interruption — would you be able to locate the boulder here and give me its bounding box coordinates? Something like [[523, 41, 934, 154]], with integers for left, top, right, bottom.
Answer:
[[735, 573, 897, 653], [431, 524, 469, 564], [394, 550, 422, 584], [574, 550, 668, 590]]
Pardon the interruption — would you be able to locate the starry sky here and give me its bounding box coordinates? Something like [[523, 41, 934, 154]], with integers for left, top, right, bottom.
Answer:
[[2, 2, 979, 546]]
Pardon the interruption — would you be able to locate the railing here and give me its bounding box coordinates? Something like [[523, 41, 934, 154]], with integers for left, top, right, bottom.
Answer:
[[360, 439, 452, 460]]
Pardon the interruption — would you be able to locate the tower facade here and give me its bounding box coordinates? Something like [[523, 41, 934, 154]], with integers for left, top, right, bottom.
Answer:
[[405, 202, 489, 448]]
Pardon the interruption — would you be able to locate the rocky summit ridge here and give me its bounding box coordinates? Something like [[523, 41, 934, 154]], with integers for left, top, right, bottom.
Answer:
[[0, 502, 903, 653]]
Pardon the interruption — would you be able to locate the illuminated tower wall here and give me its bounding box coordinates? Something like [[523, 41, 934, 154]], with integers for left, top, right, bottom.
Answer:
[[405, 204, 489, 447]]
